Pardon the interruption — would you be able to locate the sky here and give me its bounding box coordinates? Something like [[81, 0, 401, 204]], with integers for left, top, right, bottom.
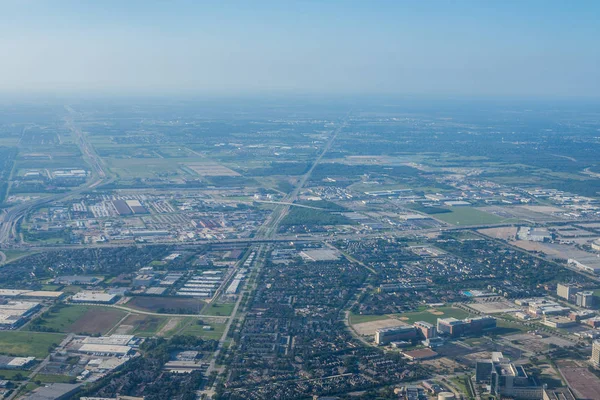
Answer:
[[0, 0, 599, 98]]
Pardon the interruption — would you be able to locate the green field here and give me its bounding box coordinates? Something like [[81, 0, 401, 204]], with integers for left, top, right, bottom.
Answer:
[[36, 374, 76, 384], [0, 332, 65, 358], [0, 369, 30, 379], [349, 313, 390, 325], [180, 321, 226, 340], [201, 303, 235, 316], [431, 207, 505, 225], [392, 306, 472, 325]]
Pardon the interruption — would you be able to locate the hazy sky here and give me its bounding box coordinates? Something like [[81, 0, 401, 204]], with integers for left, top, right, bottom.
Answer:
[[1, 0, 599, 97]]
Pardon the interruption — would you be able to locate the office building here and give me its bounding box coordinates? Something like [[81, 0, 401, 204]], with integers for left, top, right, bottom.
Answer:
[[414, 321, 436, 339], [591, 340, 600, 367], [437, 318, 467, 337], [475, 360, 494, 383], [576, 291, 594, 308], [437, 315, 496, 337], [556, 283, 574, 300], [374, 325, 417, 345]]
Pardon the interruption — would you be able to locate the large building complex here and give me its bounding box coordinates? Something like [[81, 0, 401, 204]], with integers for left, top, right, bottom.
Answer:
[[476, 352, 541, 399], [374, 326, 417, 345], [576, 291, 594, 308], [414, 321, 436, 339], [556, 283, 574, 300], [436, 316, 496, 337], [0, 301, 41, 329]]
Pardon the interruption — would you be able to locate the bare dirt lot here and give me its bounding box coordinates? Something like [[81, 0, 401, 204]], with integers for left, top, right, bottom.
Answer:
[[127, 296, 205, 313], [478, 226, 518, 240], [352, 319, 408, 336], [558, 360, 600, 400], [185, 162, 240, 176], [467, 300, 519, 314], [69, 308, 125, 335]]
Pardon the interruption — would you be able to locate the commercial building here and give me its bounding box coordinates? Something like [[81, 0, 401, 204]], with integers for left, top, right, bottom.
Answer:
[[374, 326, 417, 345], [23, 383, 81, 400], [133, 275, 155, 287], [401, 348, 438, 361], [542, 387, 576, 400], [543, 316, 576, 329], [568, 257, 600, 275], [527, 299, 571, 317], [556, 283, 574, 300], [414, 321, 436, 339], [77, 344, 132, 356], [71, 291, 118, 304], [54, 275, 102, 285], [0, 301, 41, 329], [576, 291, 594, 308], [0, 356, 35, 369], [591, 340, 600, 367], [82, 335, 136, 346]]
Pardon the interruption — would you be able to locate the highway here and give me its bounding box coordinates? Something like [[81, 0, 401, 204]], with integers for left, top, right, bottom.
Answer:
[[256, 115, 349, 239], [0, 106, 110, 247]]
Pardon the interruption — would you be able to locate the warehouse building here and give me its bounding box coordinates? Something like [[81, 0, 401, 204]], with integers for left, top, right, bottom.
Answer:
[[71, 291, 118, 304]]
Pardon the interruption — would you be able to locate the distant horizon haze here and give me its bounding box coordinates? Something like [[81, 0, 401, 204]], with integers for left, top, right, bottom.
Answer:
[[1, 0, 599, 98]]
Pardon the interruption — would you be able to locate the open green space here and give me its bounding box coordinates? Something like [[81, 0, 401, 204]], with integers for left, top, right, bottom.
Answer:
[[201, 303, 235, 316], [0, 369, 30, 379], [180, 321, 226, 340], [430, 207, 505, 225], [36, 374, 76, 384], [392, 306, 473, 325], [0, 332, 65, 358]]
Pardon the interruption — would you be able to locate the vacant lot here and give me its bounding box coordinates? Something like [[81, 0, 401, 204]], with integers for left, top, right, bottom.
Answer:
[[185, 162, 240, 177], [118, 314, 168, 337], [68, 308, 125, 334], [180, 321, 226, 340], [349, 313, 389, 325], [201, 303, 235, 316], [478, 226, 518, 240], [352, 319, 408, 336], [30, 305, 125, 334], [127, 296, 205, 314], [0, 332, 65, 358], [392, 306, 472, 325]]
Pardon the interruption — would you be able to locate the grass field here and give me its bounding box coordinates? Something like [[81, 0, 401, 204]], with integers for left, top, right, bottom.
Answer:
[[180, 321, 226, 340], [430, 207, 505, 225], [0, 332, 65, 358], [349, 313, 389, 325], [0, 369, 30, 379], [392, 306, 472, 325], [201, 303, 235, 316], [30, 305, 125, 334], [36, 374, 76, 384]]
